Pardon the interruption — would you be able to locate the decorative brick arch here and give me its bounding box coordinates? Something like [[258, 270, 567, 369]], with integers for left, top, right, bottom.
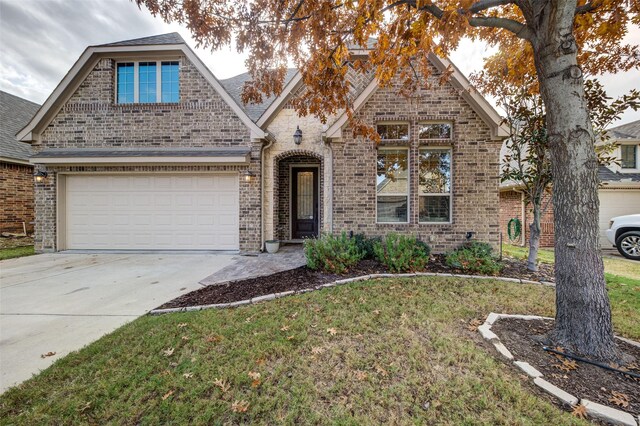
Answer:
[[273, 150, 324, 240]]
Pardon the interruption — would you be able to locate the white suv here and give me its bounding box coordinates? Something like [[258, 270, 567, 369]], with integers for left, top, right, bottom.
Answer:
[[606, 214, 640, 260]]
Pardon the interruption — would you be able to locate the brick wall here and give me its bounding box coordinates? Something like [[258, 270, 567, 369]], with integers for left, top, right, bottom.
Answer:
[[34, 55, 261, 252], [499, 189, 555, 248], [332, 65, 502, 253], [1, 162, 34, 234]]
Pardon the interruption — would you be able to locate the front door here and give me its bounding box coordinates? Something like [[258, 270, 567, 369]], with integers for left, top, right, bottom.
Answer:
[[292, 167, 319, 239]]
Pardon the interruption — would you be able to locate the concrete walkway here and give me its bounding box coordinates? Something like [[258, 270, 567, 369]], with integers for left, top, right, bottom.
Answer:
[[200, 244, 306, 285], [0, 252, 234, 393]]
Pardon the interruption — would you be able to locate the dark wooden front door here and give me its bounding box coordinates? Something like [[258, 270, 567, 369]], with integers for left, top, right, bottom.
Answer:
[[292, 167, 319, 239]]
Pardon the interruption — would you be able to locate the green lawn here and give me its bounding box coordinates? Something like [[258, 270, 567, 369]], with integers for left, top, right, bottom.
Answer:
[[0, 245, 34, 261], [4, 274, 638, 425]]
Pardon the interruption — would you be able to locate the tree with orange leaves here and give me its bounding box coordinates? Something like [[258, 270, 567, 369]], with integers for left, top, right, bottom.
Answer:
[[136, 0, 639, 361]]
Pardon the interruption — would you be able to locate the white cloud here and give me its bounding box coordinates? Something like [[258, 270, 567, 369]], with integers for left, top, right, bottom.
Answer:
[[0, 0, 637, 125]]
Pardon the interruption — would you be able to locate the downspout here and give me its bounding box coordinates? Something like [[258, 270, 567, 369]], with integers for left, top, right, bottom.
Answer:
[[322, 132, 333, 233], [260, 133, 276, 251]]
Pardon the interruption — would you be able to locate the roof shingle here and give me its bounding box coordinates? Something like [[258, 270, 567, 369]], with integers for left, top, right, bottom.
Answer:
[[606, 119, 640, 140], [0, 91, 40, 163], [96, 32, 186, 47]]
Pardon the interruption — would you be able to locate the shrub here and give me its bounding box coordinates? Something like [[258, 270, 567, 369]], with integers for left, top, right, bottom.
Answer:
[[373, 233, 431, 272], [304, 232, 364, 274], [353, 233, 381, 259], [445, 241, 503, 275]]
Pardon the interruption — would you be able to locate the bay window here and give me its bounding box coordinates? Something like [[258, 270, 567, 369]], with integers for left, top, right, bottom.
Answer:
[[419, 148, 452, 223], [377, 148, 409, 223]]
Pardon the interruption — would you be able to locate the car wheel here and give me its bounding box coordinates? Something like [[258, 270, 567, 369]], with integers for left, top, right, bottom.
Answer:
[[615, 231, 640, 261]]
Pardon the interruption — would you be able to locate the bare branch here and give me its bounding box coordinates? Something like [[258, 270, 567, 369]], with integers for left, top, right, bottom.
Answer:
[[575, 1, 602, 14], [468, 16, 533, 40]]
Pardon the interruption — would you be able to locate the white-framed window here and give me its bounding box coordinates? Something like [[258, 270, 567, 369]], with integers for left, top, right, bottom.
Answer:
[[377, 123, 410, 141], [116, 60, 180, 104], [376, 148, 409, 223], [418, 148, 452, 223], [621, 144, 638, 169], [419, 122, 452, 140]]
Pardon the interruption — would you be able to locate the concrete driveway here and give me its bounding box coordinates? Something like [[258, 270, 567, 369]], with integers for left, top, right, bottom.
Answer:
[[0, 252, 234, 393]]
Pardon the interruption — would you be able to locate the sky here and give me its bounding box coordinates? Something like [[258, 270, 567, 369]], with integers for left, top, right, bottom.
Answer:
[[1, 0, 638, 125]]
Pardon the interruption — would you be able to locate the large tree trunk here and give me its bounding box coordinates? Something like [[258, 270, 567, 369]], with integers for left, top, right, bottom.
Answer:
[[530, 1, 617, 361], [527, 201, 541, 272]]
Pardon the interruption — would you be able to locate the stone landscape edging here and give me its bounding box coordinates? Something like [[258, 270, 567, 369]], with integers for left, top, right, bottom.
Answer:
[[480, 312, 640, 426], [148, 272, 556, 315]]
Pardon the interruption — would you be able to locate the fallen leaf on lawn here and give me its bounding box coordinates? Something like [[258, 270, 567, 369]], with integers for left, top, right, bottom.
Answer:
[[571, 404, 587, 419], [163, 348, 175, 357], [375, 365, 388, 377], [311, 346, 325, 355], [468, 318, 483, 331], [213, 378, 230, 393], [280, 325, 290, 332], [206, 334, 223, 343], [177, 323, 188, 328], [310, 323, 318, 328], [355, 370, 368, 381], [169, 362, 178, 368], [400, 313, 409, 325], [287, 335, 295, 340], [162, 390, 174, 401], [40, 351, 56, 358], [609, 391, 630, 408], [373, 309, 381, 315], [78, 401, 91, 413], [183, 372, 193, 379], [248, 371, 261, 380], [290, 312, 298, 319], [255, 357, 266, 366], [251, 379, 261, 388], [245, 315, 255, 323], [181, 336, 189, 341], [327, 328, 337, 336], [231, 400, 249, 413]]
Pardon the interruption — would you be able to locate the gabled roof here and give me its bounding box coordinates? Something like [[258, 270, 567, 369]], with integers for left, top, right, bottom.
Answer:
[[220, 69, 298, 122], [97, 32, 186, 47], [598, 165, 640, 183], [0, 91, 40, 164], [606, 119, 640, 140], [17, 33, 266, 142], [324, 53, 509, 140]]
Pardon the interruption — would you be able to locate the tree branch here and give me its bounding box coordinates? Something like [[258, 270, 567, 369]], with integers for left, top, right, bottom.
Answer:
[[469, 0, 515, 14], [575, 1, 601, 14], [468, 16, 533, 40]]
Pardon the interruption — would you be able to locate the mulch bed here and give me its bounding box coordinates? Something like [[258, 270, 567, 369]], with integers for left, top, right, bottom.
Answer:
[[156, 254, 554, 309], [0, 235, 33, 249], [492, 318, 640, 417]]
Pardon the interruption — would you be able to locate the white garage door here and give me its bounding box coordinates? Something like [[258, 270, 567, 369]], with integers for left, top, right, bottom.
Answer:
[[65, 174, 239, 250], [599, 189, 640, 245]]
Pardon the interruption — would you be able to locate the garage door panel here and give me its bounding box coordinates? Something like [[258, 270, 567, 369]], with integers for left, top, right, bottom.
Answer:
[[65, 174, 239, 250]]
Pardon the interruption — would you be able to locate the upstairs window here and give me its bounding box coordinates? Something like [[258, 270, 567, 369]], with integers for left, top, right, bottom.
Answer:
[[377, 123, 409, 141], [621, 144, 638, 169], [419, 123, 452, 140], [419, 148, 452, 223], [116, 61, 180, 104]]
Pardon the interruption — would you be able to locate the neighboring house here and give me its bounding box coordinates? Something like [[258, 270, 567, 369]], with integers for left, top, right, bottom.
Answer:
[[499, 119, 640, 247], [0, 91, 40, 234], [18, 33, 508, 253]]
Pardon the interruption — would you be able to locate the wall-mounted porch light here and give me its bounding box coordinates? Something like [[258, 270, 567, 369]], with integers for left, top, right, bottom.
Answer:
[[34, 170, 48, 183], [243, 170, 255, 182], [293, 126, 303, 145]]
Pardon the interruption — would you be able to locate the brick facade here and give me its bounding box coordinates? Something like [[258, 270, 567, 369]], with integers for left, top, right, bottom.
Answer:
[[499, 189, 555, 248], [34, 56, 261, 252], [332, 67, 502, 253], [1, 162, 34, 234]]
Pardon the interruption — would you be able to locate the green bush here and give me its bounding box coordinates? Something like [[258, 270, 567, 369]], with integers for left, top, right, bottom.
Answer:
[[373, 233, 431, 272], [304, 232, 365, 274], [445, 241, 503, 275], [353, 233, 381, 259]]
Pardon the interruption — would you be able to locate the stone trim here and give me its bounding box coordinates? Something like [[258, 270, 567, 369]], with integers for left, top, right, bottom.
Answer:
[[479, 312, 639, 426]]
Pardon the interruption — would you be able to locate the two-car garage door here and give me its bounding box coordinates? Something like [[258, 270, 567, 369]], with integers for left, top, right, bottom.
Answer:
[[65, 174, 239, 250]]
